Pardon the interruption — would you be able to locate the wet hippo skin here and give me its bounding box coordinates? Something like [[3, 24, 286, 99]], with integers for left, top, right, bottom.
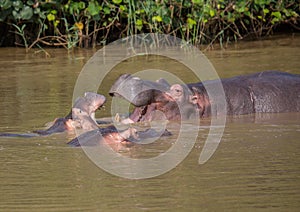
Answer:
[[0, 92, 106, 137], [34, 92, 106, 135], [189, 71, 300, 117], [67, 125, 172, 147], [109, 71, 300, 122], [109, 74, 199, 122], [67, 126, 137, 147], [109, 74, 170, 107]]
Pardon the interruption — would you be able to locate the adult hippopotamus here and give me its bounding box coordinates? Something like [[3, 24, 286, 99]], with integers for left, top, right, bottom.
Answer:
[[0, 92, 106, 137], [109, 73, 170, 107], [109, 71, 300, 122], [109, 74, 198, 122], [189, 71, 300, 116]]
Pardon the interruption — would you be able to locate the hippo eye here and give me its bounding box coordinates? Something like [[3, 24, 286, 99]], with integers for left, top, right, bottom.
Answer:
[[175, 89, 181, 93]]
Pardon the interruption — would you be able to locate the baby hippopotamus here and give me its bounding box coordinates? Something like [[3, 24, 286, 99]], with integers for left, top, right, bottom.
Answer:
[[67, 126, 138, 147], [0, 92, 106, 137], [34, 92, 106, 135], [67, 124, 171, 153]]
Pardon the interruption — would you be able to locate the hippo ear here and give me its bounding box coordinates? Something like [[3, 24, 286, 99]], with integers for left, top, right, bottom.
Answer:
[[119, 73, 131, 80], [84, 92, 91, 97], [83, 92, 94, 103], [132, 76, 141, 80]]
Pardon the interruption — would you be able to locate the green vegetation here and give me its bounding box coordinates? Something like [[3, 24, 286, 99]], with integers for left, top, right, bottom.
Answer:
[[0, 0, 299, 50]]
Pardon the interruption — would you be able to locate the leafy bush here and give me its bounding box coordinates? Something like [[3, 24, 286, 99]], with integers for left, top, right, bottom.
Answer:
[[0, 0, 299, 49]]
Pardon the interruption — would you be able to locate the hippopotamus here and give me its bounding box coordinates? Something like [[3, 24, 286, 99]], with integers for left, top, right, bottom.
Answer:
[[0, 92, 106, 137], [0, 88, 171, 147], [71, 108, 99, 131], [109, 73, 170, 107], [191, 71, 300, 116], [109, 71, 300, 122], [34, 91, 106, 135], [67, 126, 138, 147], [67, 125, 171, 148], [109, 74, 198, 122]]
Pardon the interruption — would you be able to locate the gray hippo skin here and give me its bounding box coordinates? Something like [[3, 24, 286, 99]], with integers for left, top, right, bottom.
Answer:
[[109, 71, 300, 122], [189, 71, 300, 116], [34, 92, 106, 135], [0, 92, 106, 137], [109, 74, 198, 121], [67, 125, 171, 147], [109, 74, 170, 107]]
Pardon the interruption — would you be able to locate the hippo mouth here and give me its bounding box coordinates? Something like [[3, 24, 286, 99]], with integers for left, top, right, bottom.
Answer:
[[96, 99, 106, 110], [97, 103, 105, 111], [94, 98, 106, 110], [109, 74, 169, 107], [109, 89, 156, 107], [109, 74, 204, 122], [84, 92, 106, 112]]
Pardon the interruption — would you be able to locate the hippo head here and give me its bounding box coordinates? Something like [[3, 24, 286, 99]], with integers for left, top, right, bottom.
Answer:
[[109, 74, 169, 107], [109, 74, 199, 122], [83, 92, 106, 113], [73, 92, 106, 115]]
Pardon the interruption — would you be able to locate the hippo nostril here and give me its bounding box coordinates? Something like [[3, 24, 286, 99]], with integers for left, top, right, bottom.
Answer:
[[109, 92, 122, 98]]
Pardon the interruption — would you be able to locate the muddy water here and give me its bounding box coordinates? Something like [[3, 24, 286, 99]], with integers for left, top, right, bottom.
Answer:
[[0, 35, 299, 211]]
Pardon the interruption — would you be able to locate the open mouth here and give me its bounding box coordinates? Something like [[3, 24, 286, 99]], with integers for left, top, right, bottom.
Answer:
[[95, 98, 106, 111], [97, 104, 105, 110], [109, 74, 170, 107]]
